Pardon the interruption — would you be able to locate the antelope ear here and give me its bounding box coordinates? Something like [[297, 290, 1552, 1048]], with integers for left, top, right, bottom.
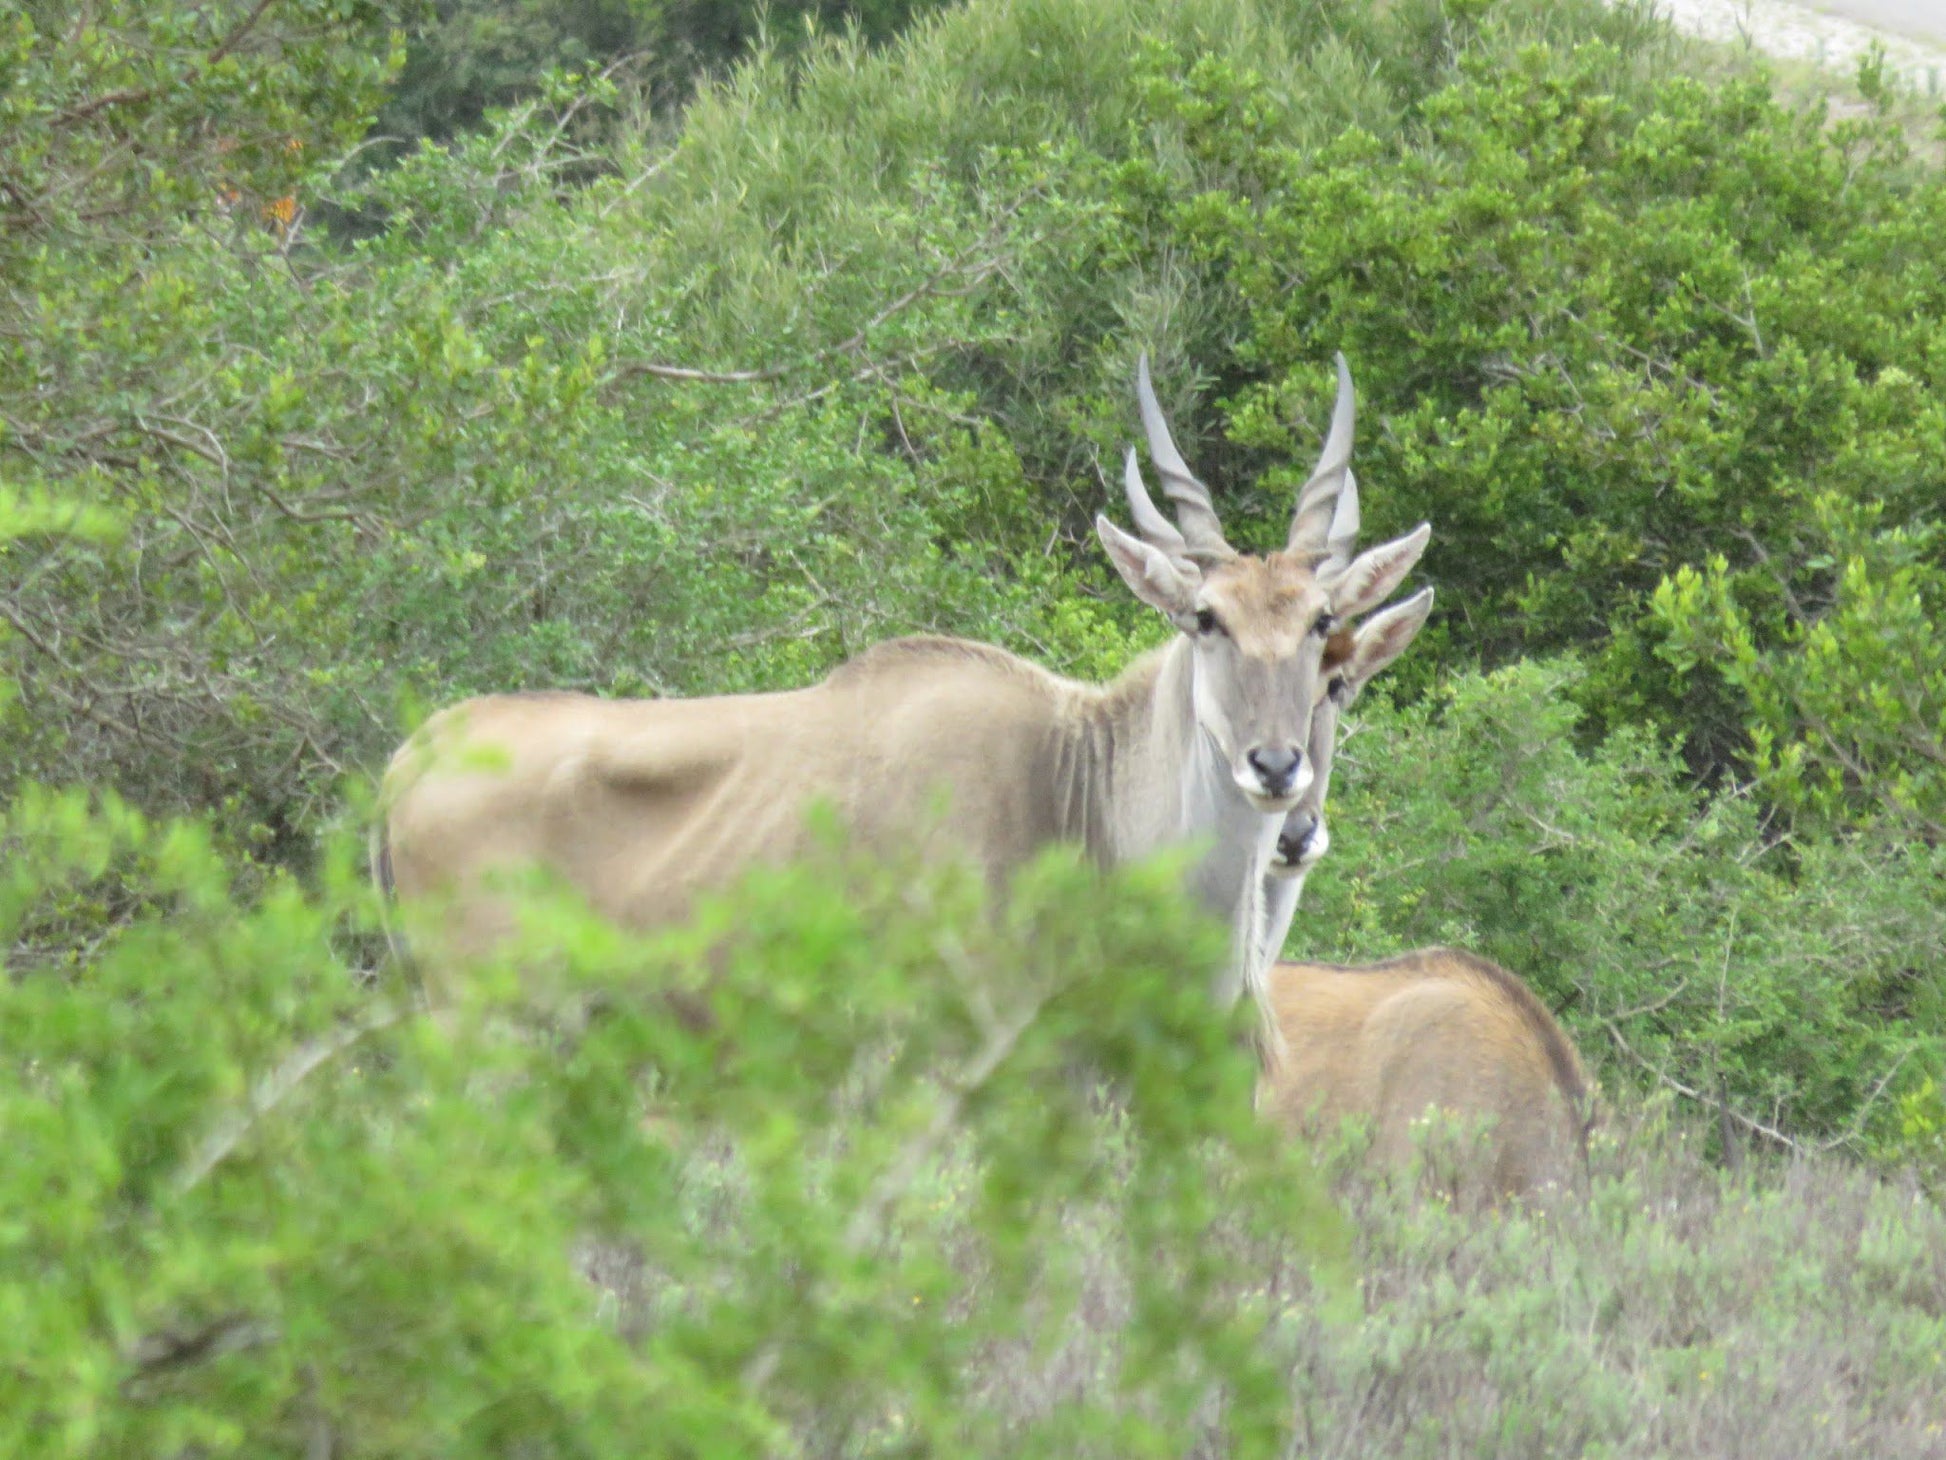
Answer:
[[1324, 522, 1430, 618], [1344, 586, 1434, 692], [1097, 514, 1200, 626]]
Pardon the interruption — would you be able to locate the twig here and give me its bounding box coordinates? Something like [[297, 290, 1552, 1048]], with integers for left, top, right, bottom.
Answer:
[[174, 1000, 420, 1194], [57, 87, 156, 124], [1711, 911, 1741, 1172], [1600, 1018, 1805, 1155], [1598, 977, 1692, 1024], [134, 416, 225, 469], [207, 0, 281, 65], [623, 360, 791, 384], [122, 1312, 277, 1393], [1817, 1047, 1913, 1154], [618, 193, 1034, 386]]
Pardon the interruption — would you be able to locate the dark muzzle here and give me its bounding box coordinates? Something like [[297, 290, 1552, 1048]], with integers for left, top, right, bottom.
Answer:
[[1276, 811, 1319, 866], [1247, 745, 1303, 798]]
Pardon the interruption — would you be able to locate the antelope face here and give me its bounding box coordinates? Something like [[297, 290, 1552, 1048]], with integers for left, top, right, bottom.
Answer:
[[1272, 809, 1329, 874], [1266, 587, 1435, 879], [1094, 348, 1429, 815], [1266, 678, 1345, 878], [1188, 552, 1336, 812]]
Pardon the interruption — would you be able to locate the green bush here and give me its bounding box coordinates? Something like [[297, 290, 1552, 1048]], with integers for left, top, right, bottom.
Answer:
[[15, 0, 1944, 846], [0, 0, 402, 253], [6, 4, 1946, 1443], [9, 786, 1943, 1455], [1109, 22, 1946, 799], [7, 0, 1941, 1136], [373, 0, 951, 155], [1, 79, 1080, 855], [1657, 495, 1946, 838], [1291, 658, 1945, 1153], [1, 789, 1344, 1456]]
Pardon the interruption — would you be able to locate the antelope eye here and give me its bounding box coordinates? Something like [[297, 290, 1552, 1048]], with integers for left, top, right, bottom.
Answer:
[[1313, 612, 1339, 638], [1194, 607, 1222, 637]]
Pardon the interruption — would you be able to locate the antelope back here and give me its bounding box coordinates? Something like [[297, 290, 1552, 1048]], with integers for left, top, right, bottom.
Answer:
[[1260, 947, 1592, 1202]]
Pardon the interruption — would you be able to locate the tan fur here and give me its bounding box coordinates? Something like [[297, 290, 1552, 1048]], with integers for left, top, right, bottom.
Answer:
[[381, 635, 1212, 998], [1259, 948, 1592, 1200]]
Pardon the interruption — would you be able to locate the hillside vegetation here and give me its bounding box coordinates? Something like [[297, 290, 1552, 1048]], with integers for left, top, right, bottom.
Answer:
[[3, 0, 1944, 1452]]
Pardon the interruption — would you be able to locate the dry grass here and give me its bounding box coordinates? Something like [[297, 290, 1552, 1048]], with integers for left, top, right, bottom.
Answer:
[[602, 1096, 1946, 1456], [1257, 1103, 1946, 1457]]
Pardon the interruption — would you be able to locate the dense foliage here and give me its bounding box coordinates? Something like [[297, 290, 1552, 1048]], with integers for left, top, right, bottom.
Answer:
[[374, 0, 947, 152], [1307, 661, 1944, 1150], [9, 791, 1943, 1456], [1, 792, 1340, 1455], [5, 0, 1945, 1448], [10, 0, 1944, 836]]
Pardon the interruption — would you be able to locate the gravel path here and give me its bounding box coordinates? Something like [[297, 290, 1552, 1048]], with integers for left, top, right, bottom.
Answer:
[[1644, 0, 1946, 93], [1798, 0, 1946, 47]]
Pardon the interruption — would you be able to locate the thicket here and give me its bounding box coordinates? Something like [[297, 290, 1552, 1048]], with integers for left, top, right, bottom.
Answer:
[[1307, 661, 1945, 1153], [373, 0, 949, 153], [5, 0, 1946, 1448], [9, 790, 1944, 1456], [11, 0, 1945, 834], [1, 790, 1347, 1455], [8, 0, 1940, 1110]]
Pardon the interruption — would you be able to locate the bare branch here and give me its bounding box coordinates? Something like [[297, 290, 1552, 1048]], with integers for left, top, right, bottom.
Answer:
[[1817, 1047, 1914, 1154], [1598, 977, 1693, 1024], [56, 87, 156, 125], [206, 0, 281, 66], [174, 1000, 421, 1195], [123, 1312, 277, 1392], [1601, 1018, 1805, 1155]]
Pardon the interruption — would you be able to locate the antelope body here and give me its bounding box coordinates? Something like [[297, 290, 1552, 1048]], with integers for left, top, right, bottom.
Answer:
[[383, 631, 1267, 988], [1259, 948, 1592, 1200], [376, 355, 1429, 1013], [1241, 484, 1591, 1199]]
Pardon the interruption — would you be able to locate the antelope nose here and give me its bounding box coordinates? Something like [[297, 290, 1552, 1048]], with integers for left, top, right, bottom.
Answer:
[[1247, 745, 1302, 796], [1278, 811, 1318, 865]]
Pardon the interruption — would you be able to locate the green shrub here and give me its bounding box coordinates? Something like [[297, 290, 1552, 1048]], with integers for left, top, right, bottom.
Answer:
[[7, 784, 1945, 1455], [0, 0, 402, 256], [16, 0, 1944, 845], [1113, 21, 1946, 797], [1, 789, 1344, 1456], [5, 0, 1941, 1202], [1291, 658, 1945, 1152], [373, 0, 952, 155], [1656, 494, 1946, 838]]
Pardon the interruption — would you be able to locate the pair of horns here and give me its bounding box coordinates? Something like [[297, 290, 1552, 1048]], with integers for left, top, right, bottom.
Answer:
[[1124, 353, 1357, 569]]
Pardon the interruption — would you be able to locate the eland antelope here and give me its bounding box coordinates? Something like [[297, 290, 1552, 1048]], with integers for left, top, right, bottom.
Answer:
[[373, 355, 1429, 1014], [1242, 520, 1591, 1197], [1258, 947, 1594, 1201], [1229, 464, 1436, 967]]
